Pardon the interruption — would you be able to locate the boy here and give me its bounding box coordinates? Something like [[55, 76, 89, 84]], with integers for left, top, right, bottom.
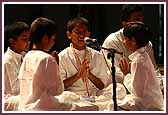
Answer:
[[118, 22, 164, 110], [4, 21, 30, 95], [58, 17, 112, 96]]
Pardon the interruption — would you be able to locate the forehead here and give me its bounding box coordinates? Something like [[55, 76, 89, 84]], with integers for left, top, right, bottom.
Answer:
[[73, 23, 88, 30], [16, 30, 30, 39], [129, 11, 144, 21]]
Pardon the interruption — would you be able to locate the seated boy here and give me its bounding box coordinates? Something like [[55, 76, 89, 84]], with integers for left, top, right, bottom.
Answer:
[[118, 22, 164, 111], [58, 17, 111, 96], [4, 21, 30, 111]]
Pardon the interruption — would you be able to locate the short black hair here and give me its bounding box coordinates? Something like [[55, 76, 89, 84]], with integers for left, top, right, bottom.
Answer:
[[67, 17, 89, 32], [120, 4, 144, 22], [123, 22, 153, 48], [30, 17, 57, 44], [4, 21, 29, 47]]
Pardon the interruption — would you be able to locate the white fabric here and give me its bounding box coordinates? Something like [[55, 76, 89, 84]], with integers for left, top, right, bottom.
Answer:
[[4, 95, 20, 111], [119, 47, 164, 111], [56, 84, 126, 111], [58, 45, 111, 96], [102, 28, 157, 83], [18, 50, 64, 111], [4, 47, 24, 95]]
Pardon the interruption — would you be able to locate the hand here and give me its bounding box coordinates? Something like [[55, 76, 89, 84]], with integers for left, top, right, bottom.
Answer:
[[119, 58, 131, 76], [77, 58, 90, 79], [51, 50, 59, 65]]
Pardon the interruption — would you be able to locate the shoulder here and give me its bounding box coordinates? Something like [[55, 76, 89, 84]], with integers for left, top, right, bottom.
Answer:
[[58, 47, 70, 59], [103, 29, 124, 46], [131, 52, 149, 67], [26, 51, 56, 64], [4, 51, 17, 64]]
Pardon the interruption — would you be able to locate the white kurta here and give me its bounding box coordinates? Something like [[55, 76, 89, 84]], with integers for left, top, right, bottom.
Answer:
[[18, 50, 64, 111], [58, 45, 111, 96], [119, 47, 164, 111], [4, 47, 24, 95], [102, 28, 157, 71]]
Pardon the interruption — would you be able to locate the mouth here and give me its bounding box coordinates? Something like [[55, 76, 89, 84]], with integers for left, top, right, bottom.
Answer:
[[78, 39, 84, 42]]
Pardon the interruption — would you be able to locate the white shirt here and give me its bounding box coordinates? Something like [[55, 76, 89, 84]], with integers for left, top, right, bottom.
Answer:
[[4, 47, 24, 95], [120, 47, 164, 110], [58, 44, 111, 96], [102, 28, 157, 69], [18, 50, 64, 111]]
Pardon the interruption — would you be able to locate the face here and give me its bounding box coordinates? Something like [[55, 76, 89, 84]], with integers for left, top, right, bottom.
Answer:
[[12, 30, 30, 53], [123, 36, 136, 52], [128, 11, 144, 22], [67, 23, 90, 50]]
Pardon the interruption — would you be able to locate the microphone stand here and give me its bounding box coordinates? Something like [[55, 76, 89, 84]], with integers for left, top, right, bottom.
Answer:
[[87, 43, 121, 111], [107, 49, 117, 111]]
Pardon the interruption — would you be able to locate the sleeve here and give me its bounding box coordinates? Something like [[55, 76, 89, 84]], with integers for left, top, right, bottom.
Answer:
[[59, 58, 67, 81], [124, 61, 148, 97], [38, 57, 64, 96], [91, 53, 110, 87]]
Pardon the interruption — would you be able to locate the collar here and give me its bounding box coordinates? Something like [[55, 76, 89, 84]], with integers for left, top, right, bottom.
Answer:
[[70, 43, 86, 54], [7, 47, 24, 59]]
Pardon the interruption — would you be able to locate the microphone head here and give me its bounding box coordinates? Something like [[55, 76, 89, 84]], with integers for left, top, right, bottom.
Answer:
[[84, 37, 90, 43], [84, 37, 97, 43]]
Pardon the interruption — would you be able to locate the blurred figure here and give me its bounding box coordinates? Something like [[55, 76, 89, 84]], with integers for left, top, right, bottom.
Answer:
[[102, 4, 157, 83]]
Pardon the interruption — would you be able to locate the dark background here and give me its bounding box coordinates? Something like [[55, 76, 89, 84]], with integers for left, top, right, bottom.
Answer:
[[4, 4, 164, 64]]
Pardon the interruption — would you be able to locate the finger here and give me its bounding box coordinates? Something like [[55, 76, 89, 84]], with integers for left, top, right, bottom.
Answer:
[[119, 61, 124, 71], [123, 58, 128, 69]]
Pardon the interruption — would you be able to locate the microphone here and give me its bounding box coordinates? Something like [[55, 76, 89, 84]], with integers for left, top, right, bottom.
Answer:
[[84, 37, 98, 45], [84, 37, 100, 50], [84, 37, 123, 55]]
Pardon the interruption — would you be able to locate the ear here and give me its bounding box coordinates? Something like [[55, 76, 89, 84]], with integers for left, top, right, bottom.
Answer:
[[131, 37, 137, 47], [121, 21, 127, 27], [66, 31, 72, 40], [41, 34, 49, 44], [8, 38, 16, 46], [43, 34, 49, 41], [87, 32, 91, 37]]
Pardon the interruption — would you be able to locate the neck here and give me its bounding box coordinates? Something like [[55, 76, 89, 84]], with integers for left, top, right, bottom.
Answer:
[[72, 45, 86, 51], [10, 47, 21, 54], [32, 44, 49, 51]]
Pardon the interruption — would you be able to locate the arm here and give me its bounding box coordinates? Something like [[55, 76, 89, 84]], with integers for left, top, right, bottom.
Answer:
[[4, 62, 19, 95], [63, 73, 80, 89], [131, 61, 148, 97], [88, 71, 104, 90]]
